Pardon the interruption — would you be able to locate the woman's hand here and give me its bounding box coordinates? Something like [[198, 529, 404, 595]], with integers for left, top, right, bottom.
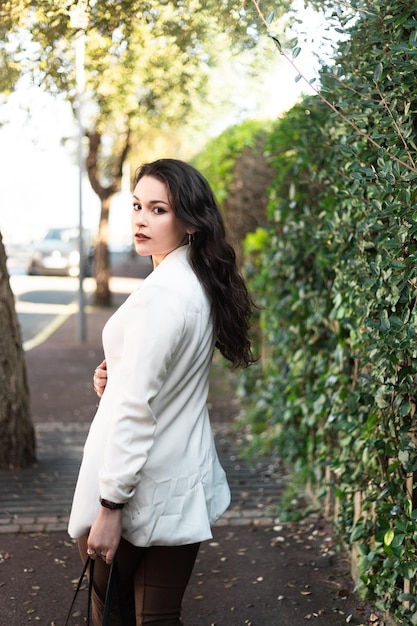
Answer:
[[93, 359, 107, 398], [86, 507, 123, 565]]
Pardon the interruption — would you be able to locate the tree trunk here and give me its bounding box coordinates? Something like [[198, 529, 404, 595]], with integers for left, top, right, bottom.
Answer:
[[0, 233, 36, 470], [94, 196, 112, 307], [86, 130, 131, 308]]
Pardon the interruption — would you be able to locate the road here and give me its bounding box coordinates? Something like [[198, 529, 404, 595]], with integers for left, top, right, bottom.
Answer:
[[10, 273, 96, 350]]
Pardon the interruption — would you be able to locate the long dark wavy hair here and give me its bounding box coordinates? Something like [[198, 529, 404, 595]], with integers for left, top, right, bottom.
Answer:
[[133, 158, 255, 368]]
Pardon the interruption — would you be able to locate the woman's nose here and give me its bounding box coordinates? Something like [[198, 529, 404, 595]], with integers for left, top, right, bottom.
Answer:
[[134, 210, 147, 226]]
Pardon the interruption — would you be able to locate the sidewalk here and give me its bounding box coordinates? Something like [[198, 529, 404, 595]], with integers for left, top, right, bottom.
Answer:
[[0, 271, 382, 625]]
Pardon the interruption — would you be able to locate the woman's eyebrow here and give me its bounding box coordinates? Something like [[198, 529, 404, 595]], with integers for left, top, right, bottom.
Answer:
[[133, 195, 169, 205]]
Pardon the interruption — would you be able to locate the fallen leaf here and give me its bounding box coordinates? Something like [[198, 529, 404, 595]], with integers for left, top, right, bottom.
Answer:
[[0, 552, 11, 563]]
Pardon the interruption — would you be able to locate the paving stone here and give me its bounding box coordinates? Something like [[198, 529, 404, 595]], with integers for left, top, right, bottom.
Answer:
[[0, 421, 284, 532]]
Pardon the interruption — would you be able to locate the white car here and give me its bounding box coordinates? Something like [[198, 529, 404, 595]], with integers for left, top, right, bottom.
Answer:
[[27, 227, 94, 277]]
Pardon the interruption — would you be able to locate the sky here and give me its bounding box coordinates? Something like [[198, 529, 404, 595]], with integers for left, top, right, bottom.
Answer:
[[0, 2, 328, 247], [0, 87, 102, 244]]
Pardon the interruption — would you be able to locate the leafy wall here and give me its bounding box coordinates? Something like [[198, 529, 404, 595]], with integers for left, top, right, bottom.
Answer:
[[197, 1, 417, 621]]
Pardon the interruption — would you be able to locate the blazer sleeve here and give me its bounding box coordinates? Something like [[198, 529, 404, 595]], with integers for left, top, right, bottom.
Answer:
[[98, 283, 185, 502]]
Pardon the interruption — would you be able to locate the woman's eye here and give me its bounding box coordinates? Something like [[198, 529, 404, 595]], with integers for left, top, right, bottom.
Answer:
[[153, 206, 166, 215], [133, 203, 141, 211]]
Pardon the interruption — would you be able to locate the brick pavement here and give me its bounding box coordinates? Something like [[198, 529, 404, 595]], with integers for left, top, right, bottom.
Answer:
[[0, 420, 286, 534]]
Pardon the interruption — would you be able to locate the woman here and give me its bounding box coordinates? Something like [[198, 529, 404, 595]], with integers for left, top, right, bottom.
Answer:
[[68, 158, 255, 625]]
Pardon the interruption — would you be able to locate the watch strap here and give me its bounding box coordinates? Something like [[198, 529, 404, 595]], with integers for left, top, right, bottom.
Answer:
[[100, 498, 125, 510]]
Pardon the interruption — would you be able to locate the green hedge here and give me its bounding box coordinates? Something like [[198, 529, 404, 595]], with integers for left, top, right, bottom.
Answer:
[[195, 4, 417, 616], [192, 118, 270, 205], [239, 1, 417, 621]]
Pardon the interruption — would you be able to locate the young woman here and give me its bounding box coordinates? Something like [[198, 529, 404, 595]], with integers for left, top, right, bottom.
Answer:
[[68, 158, 255, 625]]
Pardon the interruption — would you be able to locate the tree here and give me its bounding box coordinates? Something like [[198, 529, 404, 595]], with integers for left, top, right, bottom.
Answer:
[[0, 233, 36, 469], [1, 0, 287, 305]]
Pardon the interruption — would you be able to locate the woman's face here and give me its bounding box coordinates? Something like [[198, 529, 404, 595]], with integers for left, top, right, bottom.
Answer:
[[131, 175, 188, 267]]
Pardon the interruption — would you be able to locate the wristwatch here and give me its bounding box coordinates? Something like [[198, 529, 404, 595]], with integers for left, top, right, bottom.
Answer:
[[99, 498, 125, 510]]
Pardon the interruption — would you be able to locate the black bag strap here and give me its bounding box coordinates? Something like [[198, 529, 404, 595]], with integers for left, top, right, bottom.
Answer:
[[64, 556, 94, 626], [102, 559, 129, 626], [87, 559, 95, 626], [64, 556, 128, 626]]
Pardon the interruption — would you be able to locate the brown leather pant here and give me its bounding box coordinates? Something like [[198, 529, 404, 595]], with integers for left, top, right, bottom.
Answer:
[[78, 535, 200, 625]]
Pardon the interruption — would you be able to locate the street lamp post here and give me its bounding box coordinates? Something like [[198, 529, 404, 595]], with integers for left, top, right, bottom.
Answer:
[[70, 1, 88, 342]]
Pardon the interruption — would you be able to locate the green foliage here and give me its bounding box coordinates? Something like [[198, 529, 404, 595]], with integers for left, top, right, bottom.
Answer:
[[240, 97, 339, 476], [0, 0, 288, 101], [0, 0, 290, 220], [237, 0, 417, 621], [192, 119, 270, 204]]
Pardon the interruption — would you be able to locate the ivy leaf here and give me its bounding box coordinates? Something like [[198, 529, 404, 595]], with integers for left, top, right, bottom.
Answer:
[[384, 529, 394, 546], [266, 11, 275, 25], [267, 33, 282, 53], [390, 533, 405, 548], [374, 62, 383, 81]]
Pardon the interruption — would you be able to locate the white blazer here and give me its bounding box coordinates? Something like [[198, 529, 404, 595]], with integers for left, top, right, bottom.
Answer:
[[68, 246, 231, 546]]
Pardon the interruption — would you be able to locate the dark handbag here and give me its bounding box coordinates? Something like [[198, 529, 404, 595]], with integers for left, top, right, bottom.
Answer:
[[64, 556, 129, 625]]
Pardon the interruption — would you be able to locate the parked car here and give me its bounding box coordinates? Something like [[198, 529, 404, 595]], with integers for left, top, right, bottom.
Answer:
[[27, 227, 94, 277]]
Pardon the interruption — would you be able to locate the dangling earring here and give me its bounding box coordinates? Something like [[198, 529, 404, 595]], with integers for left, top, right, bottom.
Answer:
[[188, 232, 193, 245]]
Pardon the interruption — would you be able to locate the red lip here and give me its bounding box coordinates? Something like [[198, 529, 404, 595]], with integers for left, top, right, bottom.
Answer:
[[135, 233, 150, 241]]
